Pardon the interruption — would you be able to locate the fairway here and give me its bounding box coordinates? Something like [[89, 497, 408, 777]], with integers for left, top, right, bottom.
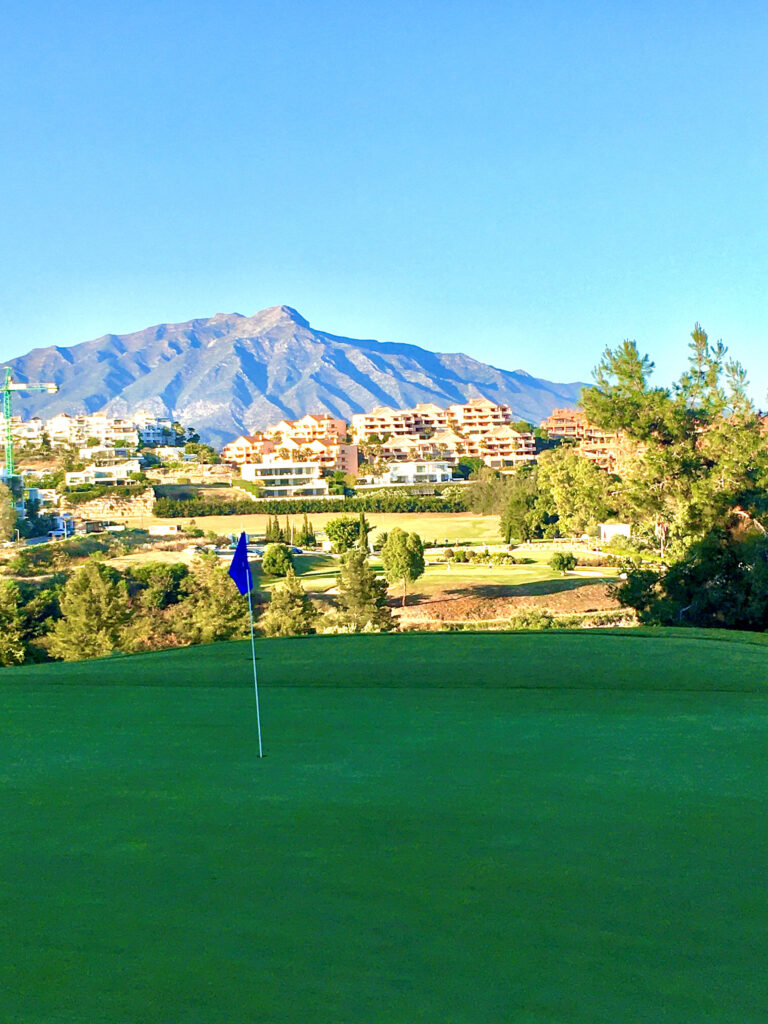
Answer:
[[3, 632, 768, 1023], [129, 510, 503, 545]]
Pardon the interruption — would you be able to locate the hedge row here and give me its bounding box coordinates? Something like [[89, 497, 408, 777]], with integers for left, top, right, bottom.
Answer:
[[152, 492, 470, 518], [63, 484, 147, 505]]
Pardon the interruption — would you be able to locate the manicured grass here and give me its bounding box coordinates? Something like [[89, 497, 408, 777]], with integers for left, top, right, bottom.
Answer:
[[132, 510, 503, 544], [2, 631, 768, 1023], [403, 559, 616, 598], [259, 552, 339, 594], [258, 555, 616, 601]]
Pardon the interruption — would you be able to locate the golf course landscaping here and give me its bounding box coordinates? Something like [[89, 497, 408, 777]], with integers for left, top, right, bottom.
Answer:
[[3, 630, 767, 1023]]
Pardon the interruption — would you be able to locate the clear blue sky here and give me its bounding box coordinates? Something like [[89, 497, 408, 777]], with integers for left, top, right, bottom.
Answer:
[[2, 0, 767, 397]]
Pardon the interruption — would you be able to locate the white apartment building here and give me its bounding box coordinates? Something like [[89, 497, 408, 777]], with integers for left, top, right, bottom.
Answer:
[[45, 413, 140, 448], [0, 416, 46, 444], [78, 445, 131, 463], [65, 459, 142, 487], [132, 411, 176, 445], [241, 456, 330, 498], [375, 461, 453, 485], [4, 411, 175, 449]]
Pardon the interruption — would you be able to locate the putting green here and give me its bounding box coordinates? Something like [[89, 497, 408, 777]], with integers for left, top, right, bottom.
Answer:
[[2, 631, 767, 1023]]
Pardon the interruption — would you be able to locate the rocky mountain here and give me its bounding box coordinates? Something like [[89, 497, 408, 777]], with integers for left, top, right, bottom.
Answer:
[[2, 305, 587, 445]]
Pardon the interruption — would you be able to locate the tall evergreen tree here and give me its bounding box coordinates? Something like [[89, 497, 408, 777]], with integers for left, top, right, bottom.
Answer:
[[0, 582, 26, 666], [297, 512, 315, 547], [50, 561, 130, 661], [260, 569, 317, 637], [581, 326, 768, 556], [499, 466, 543, 542], [357, 511, 371, 550], [333, 548, 393, 632], [170, 554, 250, 645]]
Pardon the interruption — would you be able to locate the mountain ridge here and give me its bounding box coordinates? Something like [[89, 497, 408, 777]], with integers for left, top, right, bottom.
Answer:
[[1, 306, 588, 445]]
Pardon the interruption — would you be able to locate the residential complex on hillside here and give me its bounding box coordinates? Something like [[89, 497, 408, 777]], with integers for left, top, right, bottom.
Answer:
[[349, 398, 513, 440], [223, 399, 538, 477], [2, 410, 179, 448], [1, 399, 627, 510], [540, 408, 622, 471]]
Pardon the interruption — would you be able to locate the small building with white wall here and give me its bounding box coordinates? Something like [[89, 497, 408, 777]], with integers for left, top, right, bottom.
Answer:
[[599, 522, 631, 544]]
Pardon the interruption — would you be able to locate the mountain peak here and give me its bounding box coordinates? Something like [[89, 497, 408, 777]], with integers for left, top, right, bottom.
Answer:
[[250, 305, 310, 329], [5, 306, 587, 445]]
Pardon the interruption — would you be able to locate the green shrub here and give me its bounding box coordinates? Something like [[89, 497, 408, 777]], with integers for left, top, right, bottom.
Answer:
[[508, 606, 553, 630], [549, 551, 577, 574], [261, 543, 294, 577]]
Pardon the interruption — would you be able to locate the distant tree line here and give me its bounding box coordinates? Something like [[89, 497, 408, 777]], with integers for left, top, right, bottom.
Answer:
[[153, 489, 470, 518]]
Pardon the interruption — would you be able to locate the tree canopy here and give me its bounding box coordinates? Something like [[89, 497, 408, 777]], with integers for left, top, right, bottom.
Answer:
[[380, 528, 425, 606], [581, 326, 767, 556], [261, 543, 294, 577]]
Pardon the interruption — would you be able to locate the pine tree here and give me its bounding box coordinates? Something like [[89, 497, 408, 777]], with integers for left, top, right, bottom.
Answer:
[[581, 326, 768, 557], [170, 553, 251, 645], [50, 561, 130, 661], [0, 581, 26, 666], [333, 548, 393, 631], [260, 569, 317, 637]]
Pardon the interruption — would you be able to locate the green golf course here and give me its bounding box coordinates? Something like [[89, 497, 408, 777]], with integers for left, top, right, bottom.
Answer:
[[2, 631, 768, 1023]]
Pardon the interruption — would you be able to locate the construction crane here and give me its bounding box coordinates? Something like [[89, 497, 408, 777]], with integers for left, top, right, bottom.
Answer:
[[2, 368, 58, 479]]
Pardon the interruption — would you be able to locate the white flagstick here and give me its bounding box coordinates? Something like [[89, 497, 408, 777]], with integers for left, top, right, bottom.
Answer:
[[246, 584, 263, 758]]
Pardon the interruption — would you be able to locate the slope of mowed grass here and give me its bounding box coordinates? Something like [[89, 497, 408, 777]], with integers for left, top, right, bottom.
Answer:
[[5, 629, 768, 692], [136, 510, 502, 544], [2, 632, 768, 1023]]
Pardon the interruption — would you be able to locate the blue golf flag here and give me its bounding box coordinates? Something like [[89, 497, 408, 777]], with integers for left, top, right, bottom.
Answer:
[[228, 532, 253, 595]]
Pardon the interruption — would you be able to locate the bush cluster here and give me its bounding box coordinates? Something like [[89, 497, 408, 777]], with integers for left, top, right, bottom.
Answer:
[[447, 549, 524, 565]]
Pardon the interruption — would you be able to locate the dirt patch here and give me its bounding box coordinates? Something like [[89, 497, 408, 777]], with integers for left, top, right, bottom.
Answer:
[[395, 582, 621, 624]]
